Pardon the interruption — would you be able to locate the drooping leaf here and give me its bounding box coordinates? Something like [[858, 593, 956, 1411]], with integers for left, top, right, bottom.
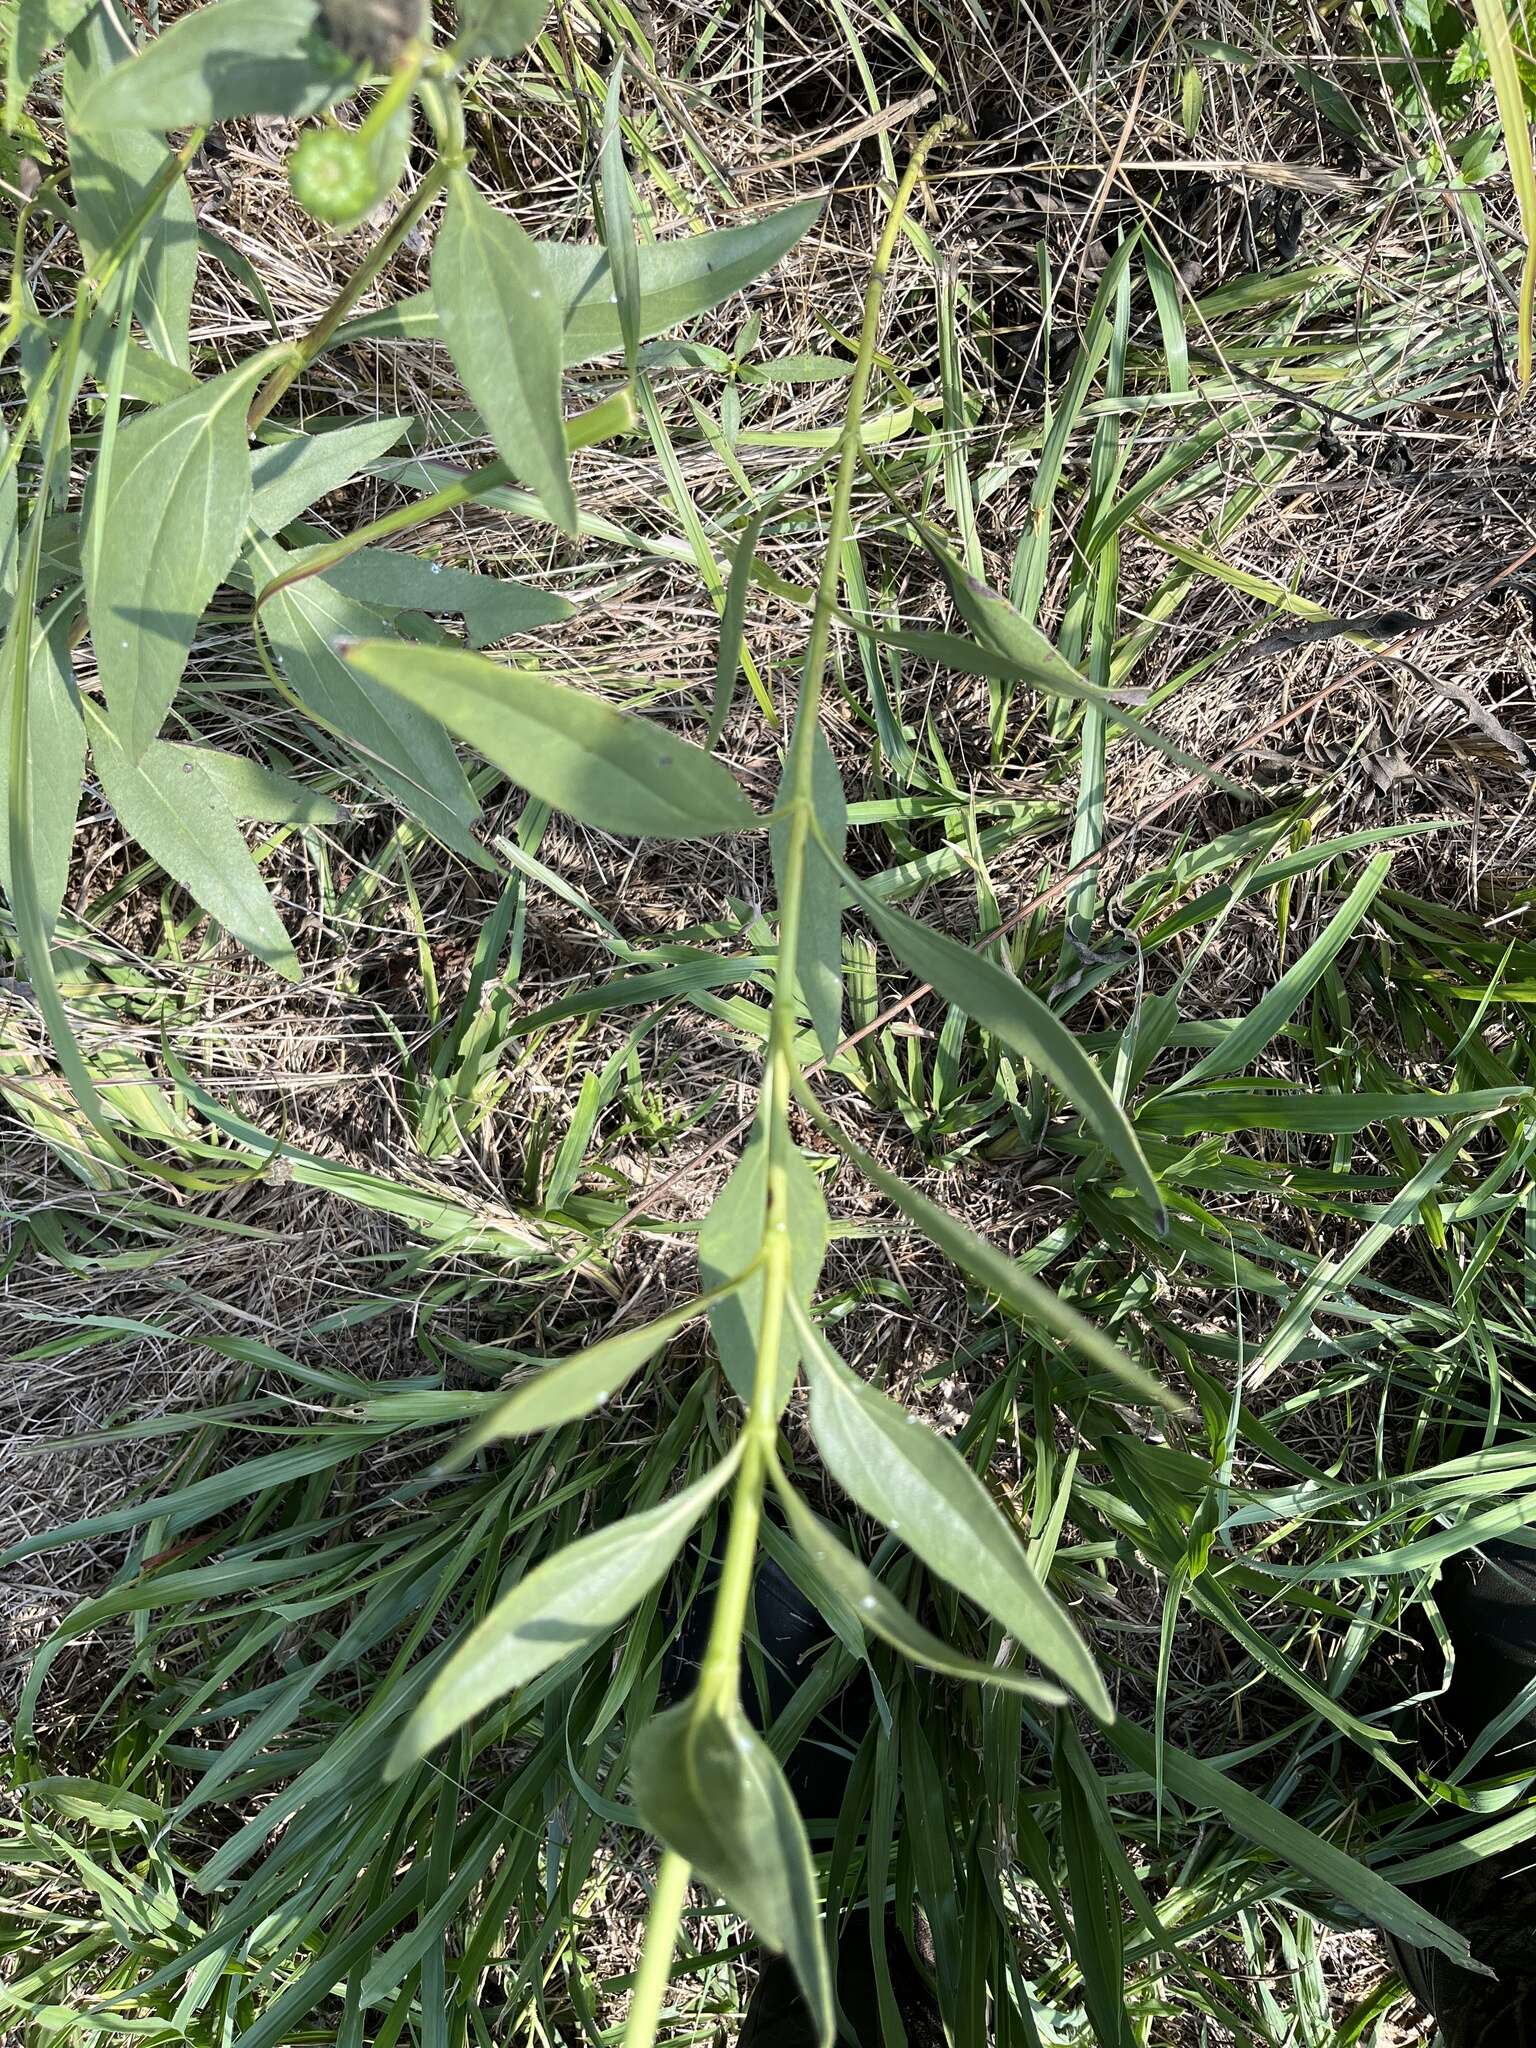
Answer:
[[0, 616, 82, 935], [631, 1697, 833, 2046], [85, 356, 269, 759], [87, 705, 300, 980], [335, 202, 823, 367], [805, 1103, 1178, 1408], [432, 176, 574, 533], [158, 743, 341, 825], [249, 537, 482, 859], [773, 1478, 1068, 1704], [836, 858, 1164, 1224], [74, 0, 362, 130], [773, 726, 846, 1060], [341, 639, 757, 839], [452, 0, 546, 59], [249, 416, 411, 534], [65, 2, 197, 370], [444, 1290, 725, 1456], [798, 1312, 1112, 1718], [26, 1776, 163, 1833], [698, 1134, 828, 1409], [386, 1450, 740, 1773], [321, 546, 572, 645]]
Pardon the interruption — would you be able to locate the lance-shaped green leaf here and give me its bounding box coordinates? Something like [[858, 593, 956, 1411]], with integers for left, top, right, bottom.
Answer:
[[885, 526, 1246, 797], [65, 2, 196, 371], [453, 0, 547, 59], [804, 1101, 1177, 1408], [249, 537, 482, 859], [797, 1308, 1112, 1719], [386, 1448, 741, 1773], [249, 416, 411, 534], [442, 1282, 740, 1458], [773, 726, 845, 1060], [432, 177, 574, 533], [87, 706, 299, 980], [74, 0, 362, 130], [698, 1135, 828, 1410], [158, 744, 341, 826], [85, 356, 269, 759], [834, 855, 1163, 1224], [321, 547, 571, 645], [341, 640, 756, 840], [335, 201, 822, 366], [631, 1697, 833, 2046], [772, 1477, 1068, 1704], [1167, 853, 1391, 1092], [597, 53, 640, 376], [0, 618, 82, 937]]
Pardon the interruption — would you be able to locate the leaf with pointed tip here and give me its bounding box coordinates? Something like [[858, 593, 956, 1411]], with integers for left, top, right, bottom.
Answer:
[[335, 202, 823, 366], [341, 639, 756, 839], [74, 0, 361, 129], [249, 417, 411, 535], [386, 1449, 740, 1773], [773, 1478, 1068, 1704], [444, 1288, 731, 1456], [85, 357, 269, 758], [321, 547, 571, 645], [835, 857, 1164, 1225], [698, 1135, 828, 1410], [797, 1309, 1112, 1718], [631, 1697, 833, 2046], [249, 537, 482, 859], [805, 1104, 1177, 1408], [87, 706, 299, 980], [773, 728, 845, 1060], [432, 177, 574, 533], [597, 54, 640, 376]]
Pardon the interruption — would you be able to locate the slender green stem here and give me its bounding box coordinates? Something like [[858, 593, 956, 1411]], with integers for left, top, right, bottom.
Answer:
[[627, 117, 956, 2048], [633, 116, 957, 2032], [626, 1849, 691, 2044], [246, 153, 457, 433]]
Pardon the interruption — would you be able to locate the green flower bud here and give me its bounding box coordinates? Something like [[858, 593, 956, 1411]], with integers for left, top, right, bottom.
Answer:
[[288, 128, 375, 228]]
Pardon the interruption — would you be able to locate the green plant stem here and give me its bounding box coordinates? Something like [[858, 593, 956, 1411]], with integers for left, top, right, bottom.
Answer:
[[356, 38, 426, 148], [246, 154, 456, 433], [724, 111, 958, 1609], [625, 115, 956, 2048], [626, 1849, 692, 2044]]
